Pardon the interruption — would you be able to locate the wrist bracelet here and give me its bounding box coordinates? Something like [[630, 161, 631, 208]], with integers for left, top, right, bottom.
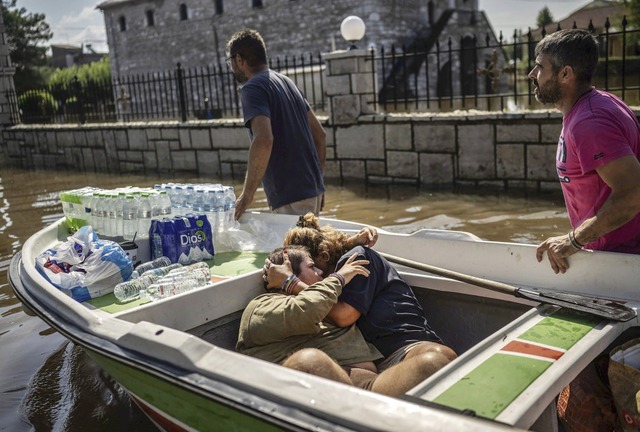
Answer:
[[329, 272, 346, 287], [288, 278, 300, 295], [568, 230, 583, 251], [281, 274, 296, 292]]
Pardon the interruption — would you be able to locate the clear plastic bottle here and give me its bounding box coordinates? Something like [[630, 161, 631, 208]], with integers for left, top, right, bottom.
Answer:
[[137, 262, 182, 279], [122, 194, 138, 241], [113, 278, 148, 303], [139, 277, 205, 302], [192, 189, 206, 214], [184, 185, 195, 210], [157, 190, 172, 218], [157, 267, 209, 285], [131, 256, 173, 278], [223, 186, 237, 228], [105, 193, 118, 237], [115, 192, 126, 237], [82, 190, 95, 228], [137, 193, 153, 239], [93, 193, 106, 234], [213, 188, 225, 232]]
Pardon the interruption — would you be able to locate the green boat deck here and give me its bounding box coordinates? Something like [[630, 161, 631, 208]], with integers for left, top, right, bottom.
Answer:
[[86, 251, 268, 314]]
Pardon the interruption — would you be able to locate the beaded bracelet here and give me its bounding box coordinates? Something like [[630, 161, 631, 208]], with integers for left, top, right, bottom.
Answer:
[[329, 272, 346, 287], [568, 230, 583, 251]]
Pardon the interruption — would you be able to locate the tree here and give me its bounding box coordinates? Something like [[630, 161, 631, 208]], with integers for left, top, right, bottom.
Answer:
[[536, 6, 554, 30], [2, 0, 53, 92], [627, 0, 640, 29]]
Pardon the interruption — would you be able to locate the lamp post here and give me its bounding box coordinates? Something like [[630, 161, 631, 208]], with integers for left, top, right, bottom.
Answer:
[[340, 16, 366, 50]]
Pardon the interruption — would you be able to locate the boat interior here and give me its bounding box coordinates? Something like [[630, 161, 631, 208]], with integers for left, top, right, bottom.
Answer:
[[17, 212, 640, 431]]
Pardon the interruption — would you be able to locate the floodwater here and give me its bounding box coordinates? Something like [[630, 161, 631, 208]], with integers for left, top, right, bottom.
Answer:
[[0, 167, 570, 431]]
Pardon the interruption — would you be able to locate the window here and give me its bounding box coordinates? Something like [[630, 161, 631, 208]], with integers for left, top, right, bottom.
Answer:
[[118, 16, 127, 32], [215, 0, 223, 15], [146, 10, 155, 27], [252, 0, 263, 8], [179, 3, 188, 20]]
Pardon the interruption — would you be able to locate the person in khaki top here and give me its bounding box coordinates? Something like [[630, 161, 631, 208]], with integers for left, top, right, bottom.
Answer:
[[237, 246, 448, 396]]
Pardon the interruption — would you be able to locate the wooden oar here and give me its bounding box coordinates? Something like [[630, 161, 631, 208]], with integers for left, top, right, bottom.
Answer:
[[378, 251, 637, 322]]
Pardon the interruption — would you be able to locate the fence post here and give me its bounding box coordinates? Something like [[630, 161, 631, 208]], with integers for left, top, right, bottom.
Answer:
[[322, 49, 377, 125], [73, 76, 86, 124], [176, 63, 188, 122]]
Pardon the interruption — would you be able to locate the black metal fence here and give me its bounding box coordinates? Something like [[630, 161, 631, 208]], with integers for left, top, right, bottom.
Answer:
[[8, 16, 640, 125], [10, 53, 326, 124], [371, 17, 640, 113]]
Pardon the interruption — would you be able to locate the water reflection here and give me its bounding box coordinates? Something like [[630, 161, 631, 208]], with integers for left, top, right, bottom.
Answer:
[[0, 167, 570, 431]]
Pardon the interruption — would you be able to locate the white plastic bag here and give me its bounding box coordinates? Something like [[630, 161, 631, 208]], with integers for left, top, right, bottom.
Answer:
[[35, 226, 133, 301], [214, 219, 283, 253]]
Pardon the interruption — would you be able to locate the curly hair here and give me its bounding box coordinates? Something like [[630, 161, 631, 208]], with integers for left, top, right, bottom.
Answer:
[[284, 213, 350, 268]]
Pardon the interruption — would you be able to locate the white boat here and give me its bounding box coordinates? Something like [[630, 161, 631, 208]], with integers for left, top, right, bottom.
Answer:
[[9, 212, 640, 431]]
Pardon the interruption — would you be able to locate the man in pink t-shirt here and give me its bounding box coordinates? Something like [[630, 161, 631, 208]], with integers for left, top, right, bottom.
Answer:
[[528, 29, 640, 273]]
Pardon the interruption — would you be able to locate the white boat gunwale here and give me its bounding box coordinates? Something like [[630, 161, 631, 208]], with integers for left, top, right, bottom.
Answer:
[[11, 212, 640, 431]]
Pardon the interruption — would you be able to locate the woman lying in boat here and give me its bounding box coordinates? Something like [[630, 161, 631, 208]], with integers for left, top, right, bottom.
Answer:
[[267, 213, 456, 374], [237, 246, 449, 395]]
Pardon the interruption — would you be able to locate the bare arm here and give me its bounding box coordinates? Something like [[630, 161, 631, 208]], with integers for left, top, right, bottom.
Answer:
[[307, 109, 326, 172], [536, 155, 640, 273], [235, 115, 273, 220]]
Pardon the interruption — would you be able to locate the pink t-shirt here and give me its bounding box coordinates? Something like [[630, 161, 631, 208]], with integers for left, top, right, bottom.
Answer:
[[557, 88, 640, 253]]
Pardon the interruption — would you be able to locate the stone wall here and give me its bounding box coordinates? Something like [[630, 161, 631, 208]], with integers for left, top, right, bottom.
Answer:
[[1, 111, 569, 192], [99, 0, 480, 76]]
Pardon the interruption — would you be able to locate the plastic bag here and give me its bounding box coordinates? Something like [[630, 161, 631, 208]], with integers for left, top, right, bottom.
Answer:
[[35, 225, 133, 302], [214, 218, 283, 253]]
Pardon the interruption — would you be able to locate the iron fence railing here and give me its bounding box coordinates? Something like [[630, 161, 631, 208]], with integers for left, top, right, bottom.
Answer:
[[370, 16, 640, 113], [8, 15, 640, 125], [10, 53, 326, 124]]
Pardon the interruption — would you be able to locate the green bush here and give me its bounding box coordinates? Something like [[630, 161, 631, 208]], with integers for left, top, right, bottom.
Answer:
[[17, 90, 57, 123]]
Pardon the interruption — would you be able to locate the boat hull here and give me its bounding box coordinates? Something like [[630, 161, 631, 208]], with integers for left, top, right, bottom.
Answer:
[[10, 212, 640, 431]]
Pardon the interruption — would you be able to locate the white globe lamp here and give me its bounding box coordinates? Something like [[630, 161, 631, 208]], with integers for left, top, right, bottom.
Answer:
[[340, 16, 366, 50]]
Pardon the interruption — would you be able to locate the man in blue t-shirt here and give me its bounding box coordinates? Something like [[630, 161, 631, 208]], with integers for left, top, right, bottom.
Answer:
[[226, 29, 326, 219]]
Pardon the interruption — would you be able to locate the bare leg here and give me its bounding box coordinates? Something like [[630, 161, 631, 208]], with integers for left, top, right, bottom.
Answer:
[[371, 344, 456, 396], [282, 348, 353, 385], [404, 341, 457, 362]]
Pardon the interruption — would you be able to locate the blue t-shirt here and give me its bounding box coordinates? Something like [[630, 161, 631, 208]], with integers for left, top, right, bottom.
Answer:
[[240, 69, 325, 209], [335, 246, 442, 357]]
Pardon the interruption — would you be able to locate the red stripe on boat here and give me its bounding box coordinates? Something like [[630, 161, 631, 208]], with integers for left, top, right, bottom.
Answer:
[[501, 340, 564, 360], [131, 394, 190, 432]]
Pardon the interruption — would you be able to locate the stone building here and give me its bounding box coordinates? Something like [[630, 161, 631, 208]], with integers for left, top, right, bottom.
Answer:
[[97, 0, 503, 103]]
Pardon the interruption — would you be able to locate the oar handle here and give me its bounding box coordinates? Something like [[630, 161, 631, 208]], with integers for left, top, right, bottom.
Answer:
[[377, 251, 518, 296]]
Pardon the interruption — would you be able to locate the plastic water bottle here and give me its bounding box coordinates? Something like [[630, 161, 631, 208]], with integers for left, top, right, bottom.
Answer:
[[137, 262, 182, 279], [137, 193, 153, 239], [94, 193, 106, 234], [131, 256, 173, 278], [185, 185, 195, 210], [213, 188, 225, 232], [115, 192, 126, 237], [157, 267, 209, 285], [105, 193, 118, 237], [139, 278, 205, 302], [157, 190, 172, 218], [192, 189, 206, 214], [113, 278, 147, 303], [223, 186, 237, 227], [171, 185, 183, 210], [123, 194, 138, 241], [82, 190, 94, 228]]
